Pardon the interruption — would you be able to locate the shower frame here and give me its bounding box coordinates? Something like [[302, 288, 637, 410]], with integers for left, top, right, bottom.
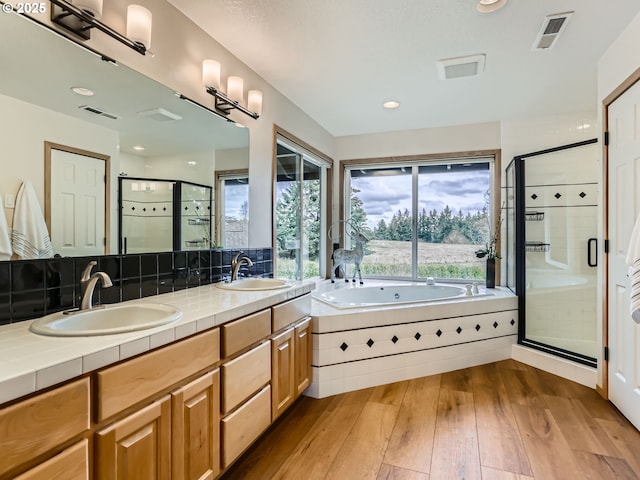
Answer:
[[507, 138, 598, 368]]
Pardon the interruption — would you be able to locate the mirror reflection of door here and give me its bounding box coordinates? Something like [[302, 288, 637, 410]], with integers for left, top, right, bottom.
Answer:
[[45, 142, 109, 257]]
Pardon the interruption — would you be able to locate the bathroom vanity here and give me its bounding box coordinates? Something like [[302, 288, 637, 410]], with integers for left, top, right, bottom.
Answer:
[[0, 282, 313, 480]]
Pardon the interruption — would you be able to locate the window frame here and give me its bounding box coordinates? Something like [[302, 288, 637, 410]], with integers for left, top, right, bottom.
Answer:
[[215, 169, 249, 249], [340, 150, 501, 283]]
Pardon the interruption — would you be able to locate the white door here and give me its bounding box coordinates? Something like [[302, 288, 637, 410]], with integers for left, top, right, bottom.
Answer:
[[50, 149, 106, 256], [607, 78, 640, 430]]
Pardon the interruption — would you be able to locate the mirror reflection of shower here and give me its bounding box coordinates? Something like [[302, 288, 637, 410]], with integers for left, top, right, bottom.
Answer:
[[507, 139, 598, 366]]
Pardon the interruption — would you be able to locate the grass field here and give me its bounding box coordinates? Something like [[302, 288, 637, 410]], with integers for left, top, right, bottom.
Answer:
[[277, 239, 487, 280]]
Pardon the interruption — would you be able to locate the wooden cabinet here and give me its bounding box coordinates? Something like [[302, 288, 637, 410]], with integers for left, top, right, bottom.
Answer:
[[271, 327, 295, 419], [221, 341, 271, 414], [13, 439, 89, 480], [95, 395, 172, 480], [0, 378, 90, 478], [294, 318, 312, 396], [171, 370, 220, 480], [221, 309, 271, 357]]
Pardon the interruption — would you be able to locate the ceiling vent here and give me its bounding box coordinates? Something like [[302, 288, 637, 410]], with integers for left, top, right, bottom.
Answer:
[[138, 107, 183, 122], [532, 11, 573, 50], [78, 105, 119, 120], [437, 54, 486, 80]]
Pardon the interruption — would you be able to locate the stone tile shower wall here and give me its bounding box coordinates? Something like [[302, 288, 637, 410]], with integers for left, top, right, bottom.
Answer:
[[0, 248, 273, 325]]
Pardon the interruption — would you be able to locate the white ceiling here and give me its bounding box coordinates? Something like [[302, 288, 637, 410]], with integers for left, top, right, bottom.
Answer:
[[169, 0, 640, 137]]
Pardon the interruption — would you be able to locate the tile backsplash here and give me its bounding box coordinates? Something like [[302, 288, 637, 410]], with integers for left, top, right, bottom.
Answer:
[[0, 248, 273, 325]]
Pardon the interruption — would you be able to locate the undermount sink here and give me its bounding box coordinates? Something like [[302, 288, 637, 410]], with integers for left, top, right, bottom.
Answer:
[[216, 278, 291, 291], [29, 303, 182, 337]]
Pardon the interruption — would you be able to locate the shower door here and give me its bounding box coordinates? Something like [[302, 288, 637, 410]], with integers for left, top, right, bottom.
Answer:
[[508, 139, 599, 366]]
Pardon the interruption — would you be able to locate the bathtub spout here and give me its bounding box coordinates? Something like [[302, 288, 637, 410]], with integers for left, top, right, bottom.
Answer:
[[426, 277, 435, 286]]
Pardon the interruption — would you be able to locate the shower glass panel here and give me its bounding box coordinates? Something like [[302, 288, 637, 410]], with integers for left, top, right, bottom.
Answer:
[[507, 139, 598, 366]]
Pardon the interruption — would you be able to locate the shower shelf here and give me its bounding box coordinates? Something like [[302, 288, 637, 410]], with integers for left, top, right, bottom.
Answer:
[[525, 242, 550, 253], [525, 211, 544, 221]]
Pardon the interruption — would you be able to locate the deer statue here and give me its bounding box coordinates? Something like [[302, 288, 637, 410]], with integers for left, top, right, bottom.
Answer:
[[331, 231, 369, 285]]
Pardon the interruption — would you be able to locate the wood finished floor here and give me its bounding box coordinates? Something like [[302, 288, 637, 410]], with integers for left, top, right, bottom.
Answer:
[[221, 360, 640, 480]]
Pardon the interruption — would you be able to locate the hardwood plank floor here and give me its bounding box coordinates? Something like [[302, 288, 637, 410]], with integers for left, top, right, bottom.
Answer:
[[221, 361, 640, 480]]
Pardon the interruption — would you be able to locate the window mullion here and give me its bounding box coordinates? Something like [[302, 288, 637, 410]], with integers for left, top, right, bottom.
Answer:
[[412, 165, 419, 280]]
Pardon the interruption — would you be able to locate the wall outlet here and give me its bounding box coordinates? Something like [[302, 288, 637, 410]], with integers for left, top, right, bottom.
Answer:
[[4, 194, 15, 208]]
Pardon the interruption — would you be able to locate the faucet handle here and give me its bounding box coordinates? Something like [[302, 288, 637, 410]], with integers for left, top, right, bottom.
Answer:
[[80, 261, 97, 282]]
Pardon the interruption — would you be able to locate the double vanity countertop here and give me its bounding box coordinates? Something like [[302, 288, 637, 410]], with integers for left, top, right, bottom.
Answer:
[[0, 280, 315, 405]]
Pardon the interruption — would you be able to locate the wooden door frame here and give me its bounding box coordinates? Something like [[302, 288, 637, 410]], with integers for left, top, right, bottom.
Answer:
[[600, 65, 640, 399], [44, 141, 111, 255]]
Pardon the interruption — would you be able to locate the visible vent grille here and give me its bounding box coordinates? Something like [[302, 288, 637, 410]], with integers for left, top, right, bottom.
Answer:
[[437, 54, 486, 80], [533, 12, 573, 51], [79, 105, 119, 120]]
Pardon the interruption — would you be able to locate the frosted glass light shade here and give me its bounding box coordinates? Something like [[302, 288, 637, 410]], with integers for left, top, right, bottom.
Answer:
[[247, 90, 263, 115], [202, 60, 221, 89], [227, 76, 244, 103], [126, 5, 152, 49], [71, 0, 103, 18]]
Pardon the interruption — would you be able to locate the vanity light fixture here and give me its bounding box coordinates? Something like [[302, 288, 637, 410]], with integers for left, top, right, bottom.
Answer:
[[50, 0, 152, 56], [202, 59, 262, 120]]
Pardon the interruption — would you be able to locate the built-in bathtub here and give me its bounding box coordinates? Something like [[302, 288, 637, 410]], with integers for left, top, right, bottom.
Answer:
[[312, 283, 486, 308], [307, 280, 518, 398]]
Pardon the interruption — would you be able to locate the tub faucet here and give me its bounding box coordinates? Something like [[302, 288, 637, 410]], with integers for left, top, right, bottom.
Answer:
[[231, 252, 253, 281], [79, 261, 113, 311], [426, 277, 435, 286]]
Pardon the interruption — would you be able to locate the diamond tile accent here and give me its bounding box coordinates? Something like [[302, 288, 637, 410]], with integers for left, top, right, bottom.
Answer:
[[511, 319, 516, 326], [579, 192, 586, 198], [367, 338, 374, 348], [436, 329, 443, 337], [456, 326, 462, 334], [475, 324, 481, 331], [493, 321, 499, 328], [415, 332, 421, 341], [531, 193, 538, 200], [340, 342, 348, 351], [554, 192, 562, 199], [391, 335, 399, 344]]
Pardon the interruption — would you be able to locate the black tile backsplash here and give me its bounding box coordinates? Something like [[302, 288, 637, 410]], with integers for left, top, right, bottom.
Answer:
[[0, 247, 273, 325]]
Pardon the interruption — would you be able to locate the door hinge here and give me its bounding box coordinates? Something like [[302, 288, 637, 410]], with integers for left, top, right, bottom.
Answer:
[[604, 346, 609, 361], [604, 239, 609, 254], [604, 131, 609, 146]]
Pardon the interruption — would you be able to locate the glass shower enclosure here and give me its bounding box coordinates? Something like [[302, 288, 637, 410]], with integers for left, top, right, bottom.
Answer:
[[506, 139, 599, 367]]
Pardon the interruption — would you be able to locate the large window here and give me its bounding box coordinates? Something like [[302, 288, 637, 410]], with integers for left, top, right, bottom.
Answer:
[[275, 135, 331, 280], [345, 155, 498, 282]]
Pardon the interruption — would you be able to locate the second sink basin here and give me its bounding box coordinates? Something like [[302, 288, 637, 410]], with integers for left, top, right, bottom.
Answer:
[[29, 303, 182, 337], [216, 278, 291, 291]]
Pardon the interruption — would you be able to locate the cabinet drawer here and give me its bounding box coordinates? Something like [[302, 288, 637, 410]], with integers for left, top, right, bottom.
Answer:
[[221, 341, 271, 414], [272, 294, 311, 332], [97, 329, 219, 421], [0, 378, 89, 477], [222, 309, 271, 358], [221, 385, 271, 469], [13, 439, 89, 480]]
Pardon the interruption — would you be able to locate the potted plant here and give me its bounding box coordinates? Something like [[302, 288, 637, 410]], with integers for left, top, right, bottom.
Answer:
[[475, 212, 502, 288]]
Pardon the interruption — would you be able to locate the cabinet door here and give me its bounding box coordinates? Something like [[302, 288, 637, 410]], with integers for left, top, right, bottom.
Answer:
[[171, 370, 220, 480], [13, 439, 89, 480], [294, 318, 312, 397], [95, 396, 171, 480], [271, 327, 295, 419]]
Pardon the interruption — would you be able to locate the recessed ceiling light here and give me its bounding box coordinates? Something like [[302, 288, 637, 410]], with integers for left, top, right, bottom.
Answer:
[[476, 0, 507, 14], [132, 145, 145, 151], [383, 101, 400, 109], [71, 86, 94, 96], [187, 161, 198, 166]]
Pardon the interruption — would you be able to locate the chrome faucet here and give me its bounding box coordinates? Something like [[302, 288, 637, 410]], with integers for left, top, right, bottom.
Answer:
[[79, 261, 113, 310], [230, 252, 253, 281]]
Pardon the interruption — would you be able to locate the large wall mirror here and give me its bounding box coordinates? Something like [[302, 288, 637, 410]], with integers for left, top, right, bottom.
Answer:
[[0, 10, 249, 259]]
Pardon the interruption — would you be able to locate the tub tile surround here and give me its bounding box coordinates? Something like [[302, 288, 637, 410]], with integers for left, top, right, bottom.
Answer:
[[308, 280, 518, 398], [0, 247, 273, 326], [0, 278, 314, 405]]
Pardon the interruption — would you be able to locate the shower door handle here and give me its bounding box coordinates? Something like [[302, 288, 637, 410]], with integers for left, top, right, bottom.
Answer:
[[587, 238, 597, 267]]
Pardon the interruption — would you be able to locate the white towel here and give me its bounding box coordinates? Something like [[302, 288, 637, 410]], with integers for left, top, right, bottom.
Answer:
[[11, 180, 53, 259], [0, 195, 11, 260], [626, 213, 640, 324]]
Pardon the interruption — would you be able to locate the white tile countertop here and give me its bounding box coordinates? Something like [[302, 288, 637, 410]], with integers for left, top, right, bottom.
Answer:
[[0, 280, 315, 405]]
